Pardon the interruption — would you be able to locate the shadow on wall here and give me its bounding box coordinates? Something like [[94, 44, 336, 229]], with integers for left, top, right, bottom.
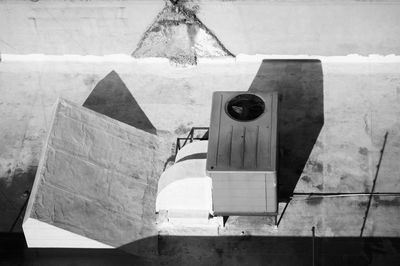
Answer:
[[83, 70, 157, 135], [3, 233, 400, 266], [0, 167, 37, 232], [248, 59, 324, 201]]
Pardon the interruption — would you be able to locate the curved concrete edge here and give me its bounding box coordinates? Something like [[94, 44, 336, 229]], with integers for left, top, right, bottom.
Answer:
[[175, 141, 208, 163], [156, 177, 212, 213], [157, 140, 212, 216], [157, 159, 207, 193]]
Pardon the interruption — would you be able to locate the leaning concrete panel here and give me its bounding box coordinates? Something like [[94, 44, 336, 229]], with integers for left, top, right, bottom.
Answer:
[[23, 98, 163, 250]]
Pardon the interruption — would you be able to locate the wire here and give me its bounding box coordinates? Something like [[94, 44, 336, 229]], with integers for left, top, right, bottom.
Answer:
[[292, 192, 400, 200]]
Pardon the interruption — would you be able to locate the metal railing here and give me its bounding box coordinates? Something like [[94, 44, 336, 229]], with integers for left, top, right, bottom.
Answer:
[[176, 127, 209, 153]]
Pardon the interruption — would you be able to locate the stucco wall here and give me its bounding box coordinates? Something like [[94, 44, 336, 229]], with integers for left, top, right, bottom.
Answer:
[[1, 0, 400, 56]]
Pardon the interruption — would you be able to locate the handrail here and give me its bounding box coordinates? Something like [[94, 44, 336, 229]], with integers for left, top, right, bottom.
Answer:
[[176, 127, 209, 155]]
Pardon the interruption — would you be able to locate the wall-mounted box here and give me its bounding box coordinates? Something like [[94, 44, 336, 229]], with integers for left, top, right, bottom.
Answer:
[[206, 91, 278, 216]]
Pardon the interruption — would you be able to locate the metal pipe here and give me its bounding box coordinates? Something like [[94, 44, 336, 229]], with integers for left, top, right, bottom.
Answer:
[[360, 131, 389, 237]]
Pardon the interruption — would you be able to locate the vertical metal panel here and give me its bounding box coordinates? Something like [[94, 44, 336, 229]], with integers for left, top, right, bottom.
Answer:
[[270, 92, 278, 170], [211, 172, 267, 214], [207, 93, 223, 169], [216, 124, 232, 168], [211, 172, 278, 215], [206, 91, 278, 216], [230, 126, 245, 169], [265, 172, 278, 213], [206, 91, 277, 172], [243, 126, 258, 169]]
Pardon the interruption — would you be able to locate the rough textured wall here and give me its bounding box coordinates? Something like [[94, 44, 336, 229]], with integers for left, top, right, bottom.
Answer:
[[132, 1, 234, 65], [0, 59, 399, 235], [1, 1, 400, 55]]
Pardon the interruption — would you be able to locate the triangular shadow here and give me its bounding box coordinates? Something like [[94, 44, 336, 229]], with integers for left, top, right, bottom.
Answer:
[[83, 71, 157, 135]]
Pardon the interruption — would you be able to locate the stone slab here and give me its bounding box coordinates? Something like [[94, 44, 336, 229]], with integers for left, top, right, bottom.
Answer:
[[23, 98, 164, 251]]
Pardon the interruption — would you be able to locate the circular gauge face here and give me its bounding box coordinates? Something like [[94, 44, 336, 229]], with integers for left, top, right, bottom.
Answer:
[[226, 94, 265, 121]]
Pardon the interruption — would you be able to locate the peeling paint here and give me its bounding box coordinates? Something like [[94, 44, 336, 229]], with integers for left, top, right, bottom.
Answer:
[[132, 0, 234, 65]]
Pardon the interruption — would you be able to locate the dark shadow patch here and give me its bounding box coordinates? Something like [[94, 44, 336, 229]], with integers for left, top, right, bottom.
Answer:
[[0, 166, 37, 232], [358, 200, 369, 208], [163, 155, 176, 172], [308, 160, 323, 173], [83, 71, 157, 135], [201, 130, 209, 140], [3, 233, 400, 265], [359, 147, 369, 156], [373, 195, 400, 207], [118, 235, 160, 260], [315, 184, 323, 191], [175, 152, 207, 163], [306, 197, 323, 206], [248, 59, 324, 201]]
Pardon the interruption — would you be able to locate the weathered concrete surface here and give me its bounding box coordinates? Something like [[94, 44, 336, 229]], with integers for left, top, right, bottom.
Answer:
[[199, 1, 400, 56], [296, 63, 400, 194], [22, 99, 165, 250], [0, 0, 163, 55], [0, 60, 399, 236], [374, 124, 400, 193], [132, 2, 233, 65], [364, 195, 400, 237], [1, 1, 400, 55], [278, 196, 369, 236]]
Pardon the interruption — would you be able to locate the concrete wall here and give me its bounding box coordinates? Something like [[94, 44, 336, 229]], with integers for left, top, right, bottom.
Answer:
[[1, 0, 400, 56], [0, 58, 399, 236]]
